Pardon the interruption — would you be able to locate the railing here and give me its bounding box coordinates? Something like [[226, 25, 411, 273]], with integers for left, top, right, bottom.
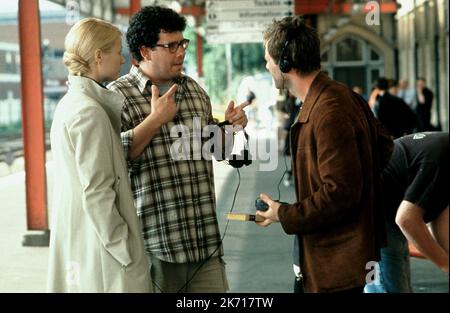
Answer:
[[0, 133, 50, 166]]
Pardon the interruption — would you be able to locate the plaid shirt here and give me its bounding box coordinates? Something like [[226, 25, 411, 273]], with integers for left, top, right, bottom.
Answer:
[[108, 66, 222, 263]]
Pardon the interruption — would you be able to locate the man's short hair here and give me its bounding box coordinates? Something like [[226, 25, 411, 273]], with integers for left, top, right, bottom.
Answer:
[[126, 6, 187, 62], [388, 79, 399, 89], [263, 16, 321, 75], [376, 77, 389, 91]]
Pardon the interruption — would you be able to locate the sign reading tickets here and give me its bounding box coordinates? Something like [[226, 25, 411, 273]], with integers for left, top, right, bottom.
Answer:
[[206, 0, 294, 44]]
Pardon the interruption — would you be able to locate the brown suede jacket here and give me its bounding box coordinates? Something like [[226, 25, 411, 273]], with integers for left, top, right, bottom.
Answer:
[[279, 72, 394, 293]]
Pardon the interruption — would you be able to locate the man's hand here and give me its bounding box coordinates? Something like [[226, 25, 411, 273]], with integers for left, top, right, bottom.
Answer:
[[224, 100, 250, 128], [151, 84, 178, 126], [128, 84, 178, 160], [255, 193, 281, 227]]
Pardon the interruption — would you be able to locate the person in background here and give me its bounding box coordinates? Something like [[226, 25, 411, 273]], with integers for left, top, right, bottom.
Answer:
[[415, 77, 434, 131], [368, 86, 380, 109], [372, 77, 418, 139], [255, 15, 393, 293], [397, 79, 416, 109], [352, 85, 367, 101], [245, 88, 259, 127], [365, 132, 448, 293], [280, 90, 301, 187], [47, 18, 151, 292], [387, 79, 399, 96], [108, 6, 248, 293]]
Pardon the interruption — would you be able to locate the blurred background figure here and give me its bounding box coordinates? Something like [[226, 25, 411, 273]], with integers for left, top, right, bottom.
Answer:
[[397, 79, 416, 109], [415, 77, 435, 131], [368, 86, 380, 109], [388, 79, 399, 96], [245, 88, 258, 127], [236, 73, 276, 130], [372, 77, 418, 138], [277, 90, 301, 187], [275, 89, 289, 151], [352, 85, 367, 101]]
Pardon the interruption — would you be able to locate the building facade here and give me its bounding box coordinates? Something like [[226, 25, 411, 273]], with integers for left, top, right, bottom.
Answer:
[[396, 0, 448, 130], [318, 0, 448, 131]]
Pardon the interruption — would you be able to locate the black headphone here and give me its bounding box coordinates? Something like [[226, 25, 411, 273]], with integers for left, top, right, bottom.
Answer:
[[227, 132, 252, 168], [217, 120, 252, 168], [279, 30, 293, 73]]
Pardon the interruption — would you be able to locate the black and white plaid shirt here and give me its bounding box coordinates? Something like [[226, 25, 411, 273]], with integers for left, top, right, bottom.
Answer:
[[108, 66, 222, 263]]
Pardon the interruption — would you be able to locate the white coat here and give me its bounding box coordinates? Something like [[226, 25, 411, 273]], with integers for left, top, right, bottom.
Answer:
[[47, 75, 152, 292]]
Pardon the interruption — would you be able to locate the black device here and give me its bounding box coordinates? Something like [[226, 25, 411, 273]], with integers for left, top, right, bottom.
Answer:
[[279, 30, 293, 73], [255, 196, 289, 212], [255, 197, 269, 211], [217, 120, 252, 168]]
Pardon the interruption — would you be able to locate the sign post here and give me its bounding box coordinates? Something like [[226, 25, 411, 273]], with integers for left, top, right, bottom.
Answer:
[[206, 0, 294, 44]]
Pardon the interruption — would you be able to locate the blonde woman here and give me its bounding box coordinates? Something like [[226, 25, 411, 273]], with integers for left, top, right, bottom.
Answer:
[[47, 18, 151, 292]]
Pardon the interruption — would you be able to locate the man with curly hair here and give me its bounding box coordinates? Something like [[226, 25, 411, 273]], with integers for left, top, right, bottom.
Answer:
[[108, 6, 248, 293]]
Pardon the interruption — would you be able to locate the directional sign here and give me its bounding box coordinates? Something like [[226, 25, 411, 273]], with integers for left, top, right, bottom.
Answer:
[[206, 0, 295, 44], [207, 9, 293, 23], [207, 0, 293, 11], [207, 31, 267, 44], [207, 21, 270, 32]]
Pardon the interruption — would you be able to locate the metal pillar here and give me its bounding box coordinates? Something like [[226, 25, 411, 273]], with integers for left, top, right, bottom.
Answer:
[[129, 0, 141, 66], [130, 0, 141, 17], [18, 0, 49, 246], [195, 17, 203, 78]]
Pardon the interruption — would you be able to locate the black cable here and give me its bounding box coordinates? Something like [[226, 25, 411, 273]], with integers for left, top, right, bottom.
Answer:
[[275, 143, 290, 201], [175, 167, 241, 293], [156, 127, 290, 292]]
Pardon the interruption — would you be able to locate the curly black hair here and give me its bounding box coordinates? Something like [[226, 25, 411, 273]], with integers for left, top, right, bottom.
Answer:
[[126, 6, 187, 62]]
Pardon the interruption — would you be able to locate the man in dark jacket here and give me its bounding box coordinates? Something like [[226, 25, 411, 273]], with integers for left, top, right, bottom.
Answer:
[[373, 77, 418, 138], [256, 16, 394, 293], [415, 77, 434, 131]]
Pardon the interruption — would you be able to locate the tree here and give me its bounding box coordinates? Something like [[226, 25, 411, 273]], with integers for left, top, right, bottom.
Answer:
[[185, 25, 267, 105]]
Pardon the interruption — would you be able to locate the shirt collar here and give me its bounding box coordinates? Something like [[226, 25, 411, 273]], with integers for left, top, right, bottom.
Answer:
[[129, 65, 188, 94], [130, 65, 152, 94]]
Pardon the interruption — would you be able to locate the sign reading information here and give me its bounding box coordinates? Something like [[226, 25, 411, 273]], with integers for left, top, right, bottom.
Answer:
[[206, 0, 294, 44]]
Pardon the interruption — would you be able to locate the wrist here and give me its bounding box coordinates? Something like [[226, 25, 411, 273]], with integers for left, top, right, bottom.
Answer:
[[147, 113, 163, 129]]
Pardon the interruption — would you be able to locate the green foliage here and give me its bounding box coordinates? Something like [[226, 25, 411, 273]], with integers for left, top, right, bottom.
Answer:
[[231, 43, 266, 75], [185, 25, 267, 105], [203, 42, 266, 105], [183, 26, 198, 76], [204, 44, 227, 104]]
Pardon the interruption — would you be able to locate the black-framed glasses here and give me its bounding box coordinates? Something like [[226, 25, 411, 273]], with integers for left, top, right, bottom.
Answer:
[[154, 39, 190, 53]]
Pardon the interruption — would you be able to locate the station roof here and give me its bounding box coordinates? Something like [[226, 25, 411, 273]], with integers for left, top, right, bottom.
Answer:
[[47, 0, 398, 25]]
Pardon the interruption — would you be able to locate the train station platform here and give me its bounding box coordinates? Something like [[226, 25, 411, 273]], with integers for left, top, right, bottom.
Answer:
[[0, 126, 448, 293]]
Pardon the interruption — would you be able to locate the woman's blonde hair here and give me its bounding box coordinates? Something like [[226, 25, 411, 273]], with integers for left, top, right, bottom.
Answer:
[[63, 18, 121, 76]]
